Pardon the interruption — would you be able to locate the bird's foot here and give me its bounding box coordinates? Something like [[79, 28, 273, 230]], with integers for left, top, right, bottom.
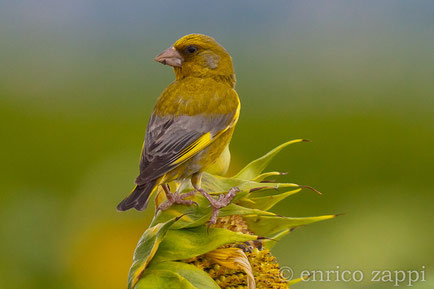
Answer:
[[199, 187, 240, 225], [157, 190, 197, 212]]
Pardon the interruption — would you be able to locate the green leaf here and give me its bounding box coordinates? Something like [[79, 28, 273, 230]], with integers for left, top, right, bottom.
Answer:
[[244, 215, 336, 239], [135, 270, 197, 289], [146, 261, 220, 289], [233, 139, 307, 180], [219, 203, 275, 217], [251, 215, 338, 249], [152, 226, 257, 262], [202, 172, 299, 195], [252, 171, 286, 182], [128, 216, 181, 289], [237, 188, 302, 211]]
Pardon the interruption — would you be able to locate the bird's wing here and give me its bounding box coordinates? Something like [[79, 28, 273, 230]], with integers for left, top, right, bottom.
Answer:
[[135, 105, 239, 185]]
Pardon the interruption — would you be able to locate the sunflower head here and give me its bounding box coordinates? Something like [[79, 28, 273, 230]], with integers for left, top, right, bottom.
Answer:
[[127, 140, 336, 289]]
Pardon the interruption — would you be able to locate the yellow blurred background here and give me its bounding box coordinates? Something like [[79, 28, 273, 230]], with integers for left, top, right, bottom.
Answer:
[[0, 1, 433, 288]]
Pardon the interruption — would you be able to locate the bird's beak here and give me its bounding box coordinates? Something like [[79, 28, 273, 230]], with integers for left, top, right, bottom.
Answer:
[[154, 46, 183, 67]]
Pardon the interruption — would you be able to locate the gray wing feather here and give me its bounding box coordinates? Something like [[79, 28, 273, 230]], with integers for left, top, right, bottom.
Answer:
[[135, 113, 233, 185]]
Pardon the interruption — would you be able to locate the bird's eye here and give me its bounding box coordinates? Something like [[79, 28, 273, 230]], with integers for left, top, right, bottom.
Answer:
[[186, 45, 198, 54]]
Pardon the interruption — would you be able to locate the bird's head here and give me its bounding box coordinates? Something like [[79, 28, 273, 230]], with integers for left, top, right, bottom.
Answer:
[[155, 34, 235, 86]]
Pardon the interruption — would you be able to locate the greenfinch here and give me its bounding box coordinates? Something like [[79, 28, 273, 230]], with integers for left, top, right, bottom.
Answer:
[[117, 34, 240, 223]]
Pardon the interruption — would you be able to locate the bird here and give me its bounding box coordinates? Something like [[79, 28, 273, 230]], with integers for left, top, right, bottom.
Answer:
[[117, 34, 240, 224]]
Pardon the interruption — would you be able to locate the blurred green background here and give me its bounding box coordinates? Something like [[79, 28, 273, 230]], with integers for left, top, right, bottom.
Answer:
[[0, 1, 433, 288]]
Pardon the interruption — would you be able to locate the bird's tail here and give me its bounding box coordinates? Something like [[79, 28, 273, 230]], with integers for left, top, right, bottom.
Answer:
[[117, 180, 159, 211]]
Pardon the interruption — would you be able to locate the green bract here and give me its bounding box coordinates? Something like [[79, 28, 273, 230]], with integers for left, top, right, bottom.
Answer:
[[127, 140, 336, 289]]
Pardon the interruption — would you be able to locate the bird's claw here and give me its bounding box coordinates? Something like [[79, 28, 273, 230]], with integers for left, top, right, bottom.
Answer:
[[157, 190, 197, 212], [208, 186, 240, 226]]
